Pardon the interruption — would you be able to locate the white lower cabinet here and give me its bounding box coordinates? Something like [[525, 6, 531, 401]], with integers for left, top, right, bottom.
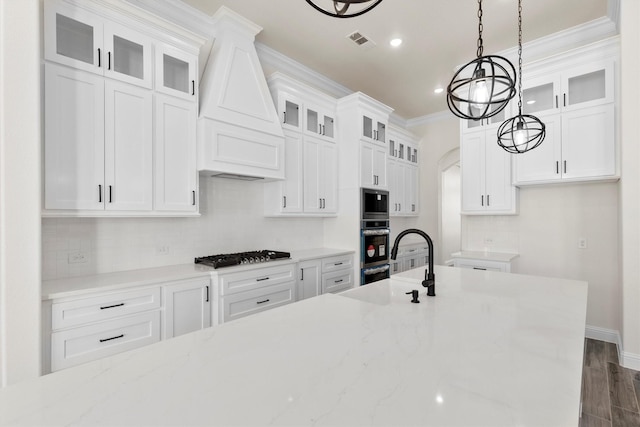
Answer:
[[51, 311, 160, 372], [213, 263, 296, 324], [390, 244, 428, 275], [298, 259, 322, 300], [297, 253, 355, 301], [162, 278, 211, 339], [46, 275, 213, 372]]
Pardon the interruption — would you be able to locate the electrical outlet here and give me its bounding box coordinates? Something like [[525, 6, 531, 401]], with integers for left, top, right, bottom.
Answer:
[[578, 238, 588, 249], [156, 245, 170, 256], [68, 251, 88, 264]]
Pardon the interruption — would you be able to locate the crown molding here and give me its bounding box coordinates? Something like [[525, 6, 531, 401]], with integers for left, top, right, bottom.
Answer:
[[256, 43, 352, 100], [406, 111, 455, 128], [124, 0, 215, 39]]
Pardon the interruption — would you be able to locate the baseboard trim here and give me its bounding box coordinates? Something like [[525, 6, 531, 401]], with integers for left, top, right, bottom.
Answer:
[[584, 325, 640, 370]]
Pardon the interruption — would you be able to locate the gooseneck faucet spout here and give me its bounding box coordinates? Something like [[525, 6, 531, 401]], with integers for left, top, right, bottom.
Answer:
[[390, 229, 436, 297]]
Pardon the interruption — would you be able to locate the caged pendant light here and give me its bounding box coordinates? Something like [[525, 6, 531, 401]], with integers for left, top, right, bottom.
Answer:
[[305, 0, 383, 18], [497, 0, 545, 154], [447, 0, 517, 121]]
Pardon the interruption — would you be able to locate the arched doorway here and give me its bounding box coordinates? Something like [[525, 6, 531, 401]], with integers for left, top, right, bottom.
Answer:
[[437, 148, 461, 265]]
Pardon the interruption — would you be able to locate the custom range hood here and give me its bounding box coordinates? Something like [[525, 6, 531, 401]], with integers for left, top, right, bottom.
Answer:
[[198, 7, 285, 181]]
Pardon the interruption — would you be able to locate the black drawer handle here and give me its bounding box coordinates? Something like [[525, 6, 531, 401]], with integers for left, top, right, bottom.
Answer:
[[334, 262, 343, 266], [99, 334, 124, 343], [100, 303, 124, 310], [473, 267, 487, 271], [334, 279, 343, 284], [256, 299, 270, 305], [256, 277, 269, 282]]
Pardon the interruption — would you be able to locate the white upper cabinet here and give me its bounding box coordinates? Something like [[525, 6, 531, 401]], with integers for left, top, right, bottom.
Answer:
[[303, 136, 338, 214], [45, 64, 105, 210], [154, 94, 198, 212], [460, 103, 510, 133], [362, 113, 387, 145], [513, 48, 618, 186], [461, 128, 517, 215], [45, 2, 152, 88], [155, 44, 198, 101], [387, 127, 419, 216], [305, 104, 336, 141], [360, 142, 387, 189]]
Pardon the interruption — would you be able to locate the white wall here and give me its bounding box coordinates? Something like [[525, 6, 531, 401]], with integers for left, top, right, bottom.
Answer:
[[0, 0, 41, 386], [441, 165, 461, 262], [619, 0, 640, 366], [43, 176, 325, 280]]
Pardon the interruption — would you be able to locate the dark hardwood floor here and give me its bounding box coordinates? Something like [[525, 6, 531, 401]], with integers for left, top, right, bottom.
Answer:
[[581, 338, 640, 427]]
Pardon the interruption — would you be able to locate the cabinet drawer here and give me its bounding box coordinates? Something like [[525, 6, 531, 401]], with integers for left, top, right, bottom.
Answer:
[[455, 260, 507, 272], [52, 287, 161, 330], [321, 254, 353, 274], [222, 282, 294, 323], [51, 310, 160, 371], [322, 270, 353, 294], [218, 263, 295, 295]]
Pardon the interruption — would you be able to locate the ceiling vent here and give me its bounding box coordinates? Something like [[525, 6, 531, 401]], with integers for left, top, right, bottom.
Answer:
[[347, 31, 376, 49]]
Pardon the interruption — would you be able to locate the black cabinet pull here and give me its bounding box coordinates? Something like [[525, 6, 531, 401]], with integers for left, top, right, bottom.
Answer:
[[100, 334, 124, 343], [205, 285, 209, 302], [256, 277, 269, 282], [109, 185, 113, 203], [108, 52, 111, 70], [256, 299, 270, 305], [283, 112, 286, 124], [300, 268, 304, 280], [563, 93, 566, 107], [192, 80, 195, 95], [556, 161, 559, 174], [334, 262, 343, 266], [192, 190, 196, 206], [564, 160, 567, 174], [283, 196, 287, 208], [487, 195, 490, 206], [100, 302, 124, 310], [473, 267, 487, 271], [97, 48, 101, 67], [334, 279, 343, 284], [98, 185, 102, 203], [555, 95, 558, 108], [481, 195, 484, 206]]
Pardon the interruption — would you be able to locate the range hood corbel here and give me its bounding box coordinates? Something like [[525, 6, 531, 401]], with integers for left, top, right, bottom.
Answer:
[[197, 6, 285, 181]]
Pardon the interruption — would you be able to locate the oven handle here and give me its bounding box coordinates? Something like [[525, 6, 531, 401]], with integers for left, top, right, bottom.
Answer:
[[363, 265, 390, 275], [362, 229, 390, 236]]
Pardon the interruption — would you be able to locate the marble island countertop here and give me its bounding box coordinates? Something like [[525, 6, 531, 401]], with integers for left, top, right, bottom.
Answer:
[[2, 266, 587, 426]]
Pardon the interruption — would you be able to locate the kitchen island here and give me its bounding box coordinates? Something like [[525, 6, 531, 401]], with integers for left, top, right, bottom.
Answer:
[[1, 266, 587, 426]]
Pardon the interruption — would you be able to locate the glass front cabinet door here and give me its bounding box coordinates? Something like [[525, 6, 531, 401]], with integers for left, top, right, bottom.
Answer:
[[155, 44, 198, 101]]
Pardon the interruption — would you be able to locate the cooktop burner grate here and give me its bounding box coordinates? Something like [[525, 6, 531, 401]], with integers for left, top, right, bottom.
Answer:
[[194, 250, 291, 269]]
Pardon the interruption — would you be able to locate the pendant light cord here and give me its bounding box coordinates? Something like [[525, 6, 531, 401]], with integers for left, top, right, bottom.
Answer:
[[517, 0, 523, 115], [477, 0, 484, 58]]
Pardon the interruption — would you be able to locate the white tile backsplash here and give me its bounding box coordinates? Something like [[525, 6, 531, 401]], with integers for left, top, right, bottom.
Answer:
[[42, 176, 325, 280]]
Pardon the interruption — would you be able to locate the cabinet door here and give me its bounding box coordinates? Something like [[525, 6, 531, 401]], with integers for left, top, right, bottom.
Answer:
[[44, 3, 104, 75], [388, 160, 402, 216], [279, 131, 304, 213], [154, 94, 197, 212], [512, 113, 562, 184], [562, 61, 614, 111], [303, 137, 321, 212], [44, 64, 105, 210], [460, 131, 486, 213], [522, 74, 561, 116], [321, 270, 353, 294], [278, 92, 302, 132], [104, 80, 153, 211], [298, 260, 321, 301], [155, 44, 197, 101], [319, 141, 338, 213], [407, 165, 419, 214], [360, 142, 375, 188], [162, 278, 211, 339], [373, 146, 388, 189], [562, 104, 615, 179], [484, 138, 515, 213], [103, 22, 152, 88], [362, 114, 387, 144]]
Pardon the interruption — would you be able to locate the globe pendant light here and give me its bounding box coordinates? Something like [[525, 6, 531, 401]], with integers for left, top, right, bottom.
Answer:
[[305, 0, 383, 18], [447, 0, 516, 120], [497, 0, 545, 154]]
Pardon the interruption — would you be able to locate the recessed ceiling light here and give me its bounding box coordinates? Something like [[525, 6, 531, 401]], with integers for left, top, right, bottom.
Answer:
[[434, 87, 444, 94], [390, 38, 402, 47]]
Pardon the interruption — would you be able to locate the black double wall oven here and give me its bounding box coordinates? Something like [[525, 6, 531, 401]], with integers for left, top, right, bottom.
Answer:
[[360, 188, 390, 285]]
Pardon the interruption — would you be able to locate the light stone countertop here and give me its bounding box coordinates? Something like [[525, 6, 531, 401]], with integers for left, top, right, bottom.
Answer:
[[451, 250, 520, 262], [6, 265, 587, 426], [42, 248, 353, 300]]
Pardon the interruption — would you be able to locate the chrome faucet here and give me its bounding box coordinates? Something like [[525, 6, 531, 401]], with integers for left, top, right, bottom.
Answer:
[[390, 229, 436, 297]]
